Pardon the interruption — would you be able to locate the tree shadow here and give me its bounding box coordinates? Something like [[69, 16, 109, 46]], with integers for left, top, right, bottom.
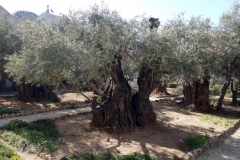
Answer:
[[51, 106, 223, 160]]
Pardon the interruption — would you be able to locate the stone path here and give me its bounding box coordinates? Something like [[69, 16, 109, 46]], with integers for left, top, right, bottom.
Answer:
[[0, 107, 91, 127], [196, 127, 240, 160]]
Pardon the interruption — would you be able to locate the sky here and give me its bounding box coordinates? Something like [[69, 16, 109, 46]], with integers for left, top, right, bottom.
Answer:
[[0, 0, 239, 25]]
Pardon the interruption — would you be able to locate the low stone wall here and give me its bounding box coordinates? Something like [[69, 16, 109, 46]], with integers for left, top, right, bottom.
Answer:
[[184, 119, 240, 160]]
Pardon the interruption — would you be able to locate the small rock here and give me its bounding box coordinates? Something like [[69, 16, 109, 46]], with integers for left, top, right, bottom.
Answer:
[[179, 139, 184, 143]]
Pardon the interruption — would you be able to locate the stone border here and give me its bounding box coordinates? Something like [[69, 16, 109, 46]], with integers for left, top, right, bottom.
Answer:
[[0, 102, 91, 119], [184, 119, 240, 160]]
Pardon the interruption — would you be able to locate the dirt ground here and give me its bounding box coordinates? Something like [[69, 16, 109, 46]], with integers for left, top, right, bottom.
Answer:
[[0, 91, 95, 112], [51, 100, 232, 160], [0, 89, 239, 160]]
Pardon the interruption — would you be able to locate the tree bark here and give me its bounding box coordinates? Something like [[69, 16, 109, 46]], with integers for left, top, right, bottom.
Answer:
[[183, 78, 211, 112], [14, 84, 60, 102], [156, 83, 170, 95], [132, 65, 160, 127], [231, 79, 238, 107], [217, 56, 238, 111], [91, 55, 134, 133]]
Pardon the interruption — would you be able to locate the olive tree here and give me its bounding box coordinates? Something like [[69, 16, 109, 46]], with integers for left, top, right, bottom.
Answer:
[[0, 11, 21, 91], [162, 14, 217, 112], [214, 2, 240, 110]]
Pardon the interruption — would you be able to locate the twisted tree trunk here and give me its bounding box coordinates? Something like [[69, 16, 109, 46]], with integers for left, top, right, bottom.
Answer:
[[132, 65, 160, 127], [183, 78, 211, 112], [91, 55, 134, 133], [4, 75, 60, 102]]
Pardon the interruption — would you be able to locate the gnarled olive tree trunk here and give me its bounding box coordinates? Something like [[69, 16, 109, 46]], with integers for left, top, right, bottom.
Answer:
[[91, 55, 134, 133], [156, 83, 170, 95], [183, 78, 211, 112], [5, 76, 60, 102], [14, 84, 60, 102], [132, 65, 160, 127]]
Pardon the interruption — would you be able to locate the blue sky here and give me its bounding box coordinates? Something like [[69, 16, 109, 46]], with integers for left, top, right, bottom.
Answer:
[[0, 0, 238, 25]]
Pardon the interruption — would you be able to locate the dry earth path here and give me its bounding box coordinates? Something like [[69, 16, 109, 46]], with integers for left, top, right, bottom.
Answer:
[[196, 127, 240, 160]]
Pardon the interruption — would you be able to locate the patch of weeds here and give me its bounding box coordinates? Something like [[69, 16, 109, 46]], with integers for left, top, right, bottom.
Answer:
[[176, 107, 190, 115], [210, 85, 221, 95], [83, 126, 92, 132], [173, 154, 180, 160], [183, 109, 190, 115], [84, 100, 91, 103], [225, 89, 232, 98], [186, 135, 209, 149], [60, 101, 72, 107], [1, 119, 60, 154], [159, 116, 168, 122], [0, 141, 23, 160], [46, 104, 54, 109], [200, 115, 237, 128], [61, 152, 162, 160], [210, 99, 218, 106], [0, 107, 20, 115], [176, 107, 181, 111]]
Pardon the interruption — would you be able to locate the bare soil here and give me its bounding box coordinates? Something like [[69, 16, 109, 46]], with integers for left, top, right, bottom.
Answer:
[[0, 91, 95, 112], [0, 89, 239, 160], [51, 99, 235, 160], [53, 88, 240, 160]]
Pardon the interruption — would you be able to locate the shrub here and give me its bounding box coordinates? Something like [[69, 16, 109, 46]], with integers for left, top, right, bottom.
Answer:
[[0, 107, 20, 115], [186, 135, 209, 149], [210, 85, 221, 95], [2, 119, 60, 153], [60, 101, 72, 107]]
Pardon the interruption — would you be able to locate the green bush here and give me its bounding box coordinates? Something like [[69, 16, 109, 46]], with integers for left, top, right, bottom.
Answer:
[[60, 101, 72, 106], [3, 119, 60, 153], [0, 107, 20, 115], [210, 85, 221, 95], [186, 135, 209, 149], [167, 83, 177, 88], [225, 89, 232, 98], [61, 152, 162, 160]]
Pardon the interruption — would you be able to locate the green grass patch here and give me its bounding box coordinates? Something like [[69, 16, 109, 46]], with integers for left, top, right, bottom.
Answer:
[[225, 89, 232, 98], [200, 115, 237, 127], [186, 135, 209, 149], [1, 119, 60, 154], [60, 101, 72, 106], [0, 107, 20, 115], [60, 152, 162, 160], [159, 116, 168, 122], [210, 85, 221, 95], [209, 98, 218, 106], [0, 141, 23, 160]]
